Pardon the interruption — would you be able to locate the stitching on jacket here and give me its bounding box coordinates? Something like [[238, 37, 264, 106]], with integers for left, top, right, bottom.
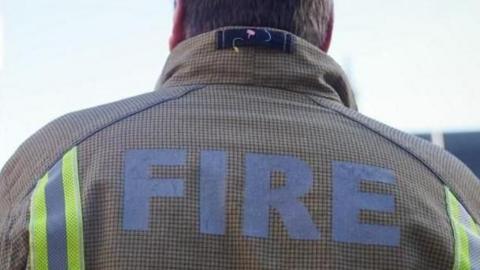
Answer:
[[73, 86, 207, 148], [162, 82, 344, 106], [306, 95, 478, 220], [23, 85, 207, 201], [306, 96, 468, 270]]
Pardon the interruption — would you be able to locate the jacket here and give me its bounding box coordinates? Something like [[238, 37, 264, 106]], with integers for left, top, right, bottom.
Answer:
[[1, 26, 479, 270]]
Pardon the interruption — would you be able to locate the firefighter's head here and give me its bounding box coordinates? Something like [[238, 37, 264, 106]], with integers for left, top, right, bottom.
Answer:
[[170, 0, 334, 52]]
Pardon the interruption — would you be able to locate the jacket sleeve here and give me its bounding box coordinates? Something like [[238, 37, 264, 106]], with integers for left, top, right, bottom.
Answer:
[[0, 113, 82, 269], [0, 87, 203, 268], [0, 147, 37, 269]]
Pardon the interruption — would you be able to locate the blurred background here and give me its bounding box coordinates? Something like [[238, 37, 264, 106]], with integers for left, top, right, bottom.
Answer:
[[0, 0, 479, 176]]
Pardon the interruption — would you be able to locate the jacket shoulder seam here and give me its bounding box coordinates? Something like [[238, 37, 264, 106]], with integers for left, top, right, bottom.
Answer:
[[307, 97, 475, 208], [21, 85, 206, 201]]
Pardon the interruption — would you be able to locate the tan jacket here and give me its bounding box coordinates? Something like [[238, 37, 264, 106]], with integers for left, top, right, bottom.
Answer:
[[1, 26, 479, 269]]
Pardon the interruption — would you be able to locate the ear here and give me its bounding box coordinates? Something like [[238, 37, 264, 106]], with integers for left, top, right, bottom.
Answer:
[[169, 0, 186, 51], [320, 9, 334, 53]]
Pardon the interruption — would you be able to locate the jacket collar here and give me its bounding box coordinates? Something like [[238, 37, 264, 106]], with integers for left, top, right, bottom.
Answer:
[[156, 26, 357, 109]]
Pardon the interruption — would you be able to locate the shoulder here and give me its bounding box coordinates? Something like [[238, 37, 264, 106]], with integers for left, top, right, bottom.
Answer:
[[314, 98, 480, 218], [0, 85, 203, 208]]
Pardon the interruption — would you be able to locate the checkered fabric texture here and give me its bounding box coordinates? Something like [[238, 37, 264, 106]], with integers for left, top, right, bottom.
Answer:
[[1, 27, 479, 269]]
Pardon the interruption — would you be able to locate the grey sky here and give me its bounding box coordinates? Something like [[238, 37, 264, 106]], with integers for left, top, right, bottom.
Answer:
[[0, 0, 479, 168]]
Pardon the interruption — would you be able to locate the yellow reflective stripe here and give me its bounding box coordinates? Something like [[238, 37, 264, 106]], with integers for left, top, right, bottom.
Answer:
[[29, 147, 85, 270], [446, 187, 472, 270], [29, 173, 50, 270], [62, 147, 85, 270], [471, 218, 480, 236]]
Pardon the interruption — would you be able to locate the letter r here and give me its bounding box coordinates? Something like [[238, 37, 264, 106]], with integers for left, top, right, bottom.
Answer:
[[243, 153, 320, 240]]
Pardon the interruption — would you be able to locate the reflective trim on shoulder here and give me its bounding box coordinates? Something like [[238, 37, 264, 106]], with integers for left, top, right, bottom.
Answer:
[[445, 187, 480, 270], [29, 147, 85, 270], [30, 173, 50, 270]]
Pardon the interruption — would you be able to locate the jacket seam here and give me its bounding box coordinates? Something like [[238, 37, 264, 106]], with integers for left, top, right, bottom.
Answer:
[[11, 85, 205, 268], [308, 97, 448, 185], [307, 96, 460, 270], [162, 82, 346, 106], [305, 95, 477, 217], [21, 85, 207, 202]]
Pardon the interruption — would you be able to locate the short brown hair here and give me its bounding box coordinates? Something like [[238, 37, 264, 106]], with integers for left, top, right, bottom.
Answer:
[[182, 0, 333, 47]]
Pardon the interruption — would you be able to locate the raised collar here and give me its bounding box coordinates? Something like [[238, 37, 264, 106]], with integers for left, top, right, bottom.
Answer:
[[156, 26, 357, 109]]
